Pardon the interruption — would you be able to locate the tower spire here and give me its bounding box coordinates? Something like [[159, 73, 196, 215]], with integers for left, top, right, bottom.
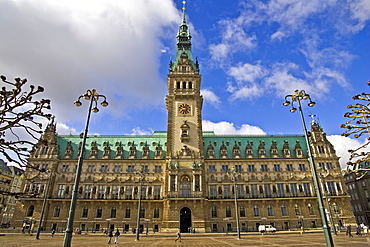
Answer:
[[169, 0, 199, 72]]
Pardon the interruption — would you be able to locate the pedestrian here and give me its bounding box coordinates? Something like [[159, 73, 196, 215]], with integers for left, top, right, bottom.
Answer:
[[356, 225, 362, 236], [21, 226, 25, 234], [347, 225, 353, 237], [175, 231, 182, 242], [51, 229, 55, 238], [107, 229, 113, 244], [363, 225, 368, 236], [114, 228, 120, 244]]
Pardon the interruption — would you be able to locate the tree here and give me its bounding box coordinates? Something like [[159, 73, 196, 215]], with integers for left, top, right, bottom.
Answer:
[[341, 81, 370, 178], [0, 75, 51, 168]]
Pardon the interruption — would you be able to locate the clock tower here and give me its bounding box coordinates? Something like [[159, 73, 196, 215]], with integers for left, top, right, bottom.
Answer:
[[166, 5, 203, 162]]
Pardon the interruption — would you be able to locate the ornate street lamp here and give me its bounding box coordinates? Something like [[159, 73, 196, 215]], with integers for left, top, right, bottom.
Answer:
[[283, 90, 334, 247], [63, 89, 108, 247], [135, 168, 146, 241], [227, 167, 241, 239], [35, 169, 54, 239]]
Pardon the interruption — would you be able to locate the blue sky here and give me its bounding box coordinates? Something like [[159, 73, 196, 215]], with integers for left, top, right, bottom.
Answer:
[[0, 0, 369, 167]]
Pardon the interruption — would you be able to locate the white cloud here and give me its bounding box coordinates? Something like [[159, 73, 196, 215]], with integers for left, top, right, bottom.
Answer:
[[202, 120, 266, 135], [327, 135, 370, 168], [0, 0, 179, 124], [129, 127, 153, 136], [56, 123, 78, 135], [201, 89, 221, 107]]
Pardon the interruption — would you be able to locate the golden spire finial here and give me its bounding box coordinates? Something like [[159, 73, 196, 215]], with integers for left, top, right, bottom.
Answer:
[[182, 1, 186, 11]]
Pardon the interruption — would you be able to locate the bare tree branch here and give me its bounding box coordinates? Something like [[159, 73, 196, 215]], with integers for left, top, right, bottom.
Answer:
[[0, 75, 51, 169], [341, 81, 370, 179]]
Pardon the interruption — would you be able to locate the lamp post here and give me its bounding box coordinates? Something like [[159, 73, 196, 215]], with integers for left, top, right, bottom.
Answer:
[[318, 168, 338, 235], [63, 89, 108, 247], [35, 169, 54, 239], [283, 89, 334, 247], [135, 168, 146, 241], [227, 167, 241, 239]]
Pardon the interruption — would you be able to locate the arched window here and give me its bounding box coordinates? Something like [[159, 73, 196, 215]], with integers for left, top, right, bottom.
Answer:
[[254, 205, 260, 217], [177, 81, 181, 89], [53, 206, 60, 217], [179, 175, 191, 198], [26, 205, 34, 217], [96, 207, 103, 218], [182, 81, 186, 89], [140, 207, 145, 218], [281, 205, 287, 216], [82, 207, 88, 218], [267, 205, 274, 216], [240, 206, 246, 217], [111, 207, 117, 218], [211, 206, 217, 218], [125, 207, 131, 218], [188, 81, 193, 89]]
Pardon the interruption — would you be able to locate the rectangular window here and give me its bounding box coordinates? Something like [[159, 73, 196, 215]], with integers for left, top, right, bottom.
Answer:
[[223, 185, 231, 198], [254, 206, 260, 217], [126, 185, 133, 199], [154, 166, 162, 173], [208, 165, 216, 172], [114, 165, 122, 173], [84, 185, 92, 199], [211, 206, 217, 218], [327, 182, 336, 195], [290, 183, 298, 196], [127, 165, 135, 173], [237, 184, 244, 198], [57, 184, 65, 197], [221, 165, 229, 172], [61, 165, 69, 172], [112, 185, 119, 199], [248, 165, 255, 172], [264, 184, 271, 197], [303, 183, 311, 195], [98, 185, 106, 199], [154, 207, 160, 218], [87, 165, 95, 172], [251, 184, 258, 198], [209, 185, 217, 199], [101, 165, 108, 172], [274, 164, 280, 171], [277, 184, 284, 197], [261, 165, 268, 172], [286, 164, 293, 171], [318, 163, 326, 170], [235, 165, 242, 172], [299, 164, 306, 171], [154, 185, 161, 199], [225, 206, 232, 217], [326, 163, 333, 169], [142, 165, 149, 173]]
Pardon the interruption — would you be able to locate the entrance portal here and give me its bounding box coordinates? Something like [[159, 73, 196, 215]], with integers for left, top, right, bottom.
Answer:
[[179, 207, 192, 233]]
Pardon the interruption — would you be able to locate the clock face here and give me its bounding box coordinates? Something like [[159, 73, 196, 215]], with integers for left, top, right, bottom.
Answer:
[[178, 103, 191, 115]]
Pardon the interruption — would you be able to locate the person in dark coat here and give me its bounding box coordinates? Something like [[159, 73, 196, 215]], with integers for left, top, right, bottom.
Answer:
[[347, 225, 353, 237], [114, 229, 121, 244], [356, 225, 362, 236], [107, 229, 113, 244], [175, 231, 182, 242]]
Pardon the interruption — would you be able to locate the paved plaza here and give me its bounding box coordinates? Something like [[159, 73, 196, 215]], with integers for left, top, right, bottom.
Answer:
[[0, 231, 369, 247]]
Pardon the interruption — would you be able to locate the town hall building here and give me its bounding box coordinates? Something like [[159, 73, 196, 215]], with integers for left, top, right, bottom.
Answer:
[[14, 6, 354, 233]]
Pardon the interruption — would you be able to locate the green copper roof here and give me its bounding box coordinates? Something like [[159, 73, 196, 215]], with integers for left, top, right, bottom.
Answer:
[[57, 132, 307, 160]]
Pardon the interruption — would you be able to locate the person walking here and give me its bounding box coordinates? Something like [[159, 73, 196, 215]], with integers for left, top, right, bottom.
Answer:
[[363, 225, 368, 236], [107, 229, 113, 244], [175, 231, 182, 242], [347, 225, 353, 237], [114, 229, 120, 244], [51, 229, 55, 238], [356, 225, 362, 236]]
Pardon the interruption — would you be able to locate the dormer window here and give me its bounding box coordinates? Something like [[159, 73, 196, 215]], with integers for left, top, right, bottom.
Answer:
[[129, 143, 136, 159], [207, 143, 215, 159], [155, 143, 163, 159], [282, 140, 291, 158], [220, 142, 228, 159], [258, 141, 266, 158], [232, 142, 241, 159]]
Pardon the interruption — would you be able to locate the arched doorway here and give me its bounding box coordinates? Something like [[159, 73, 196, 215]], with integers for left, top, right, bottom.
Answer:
[[179, 207, 192, 233]]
